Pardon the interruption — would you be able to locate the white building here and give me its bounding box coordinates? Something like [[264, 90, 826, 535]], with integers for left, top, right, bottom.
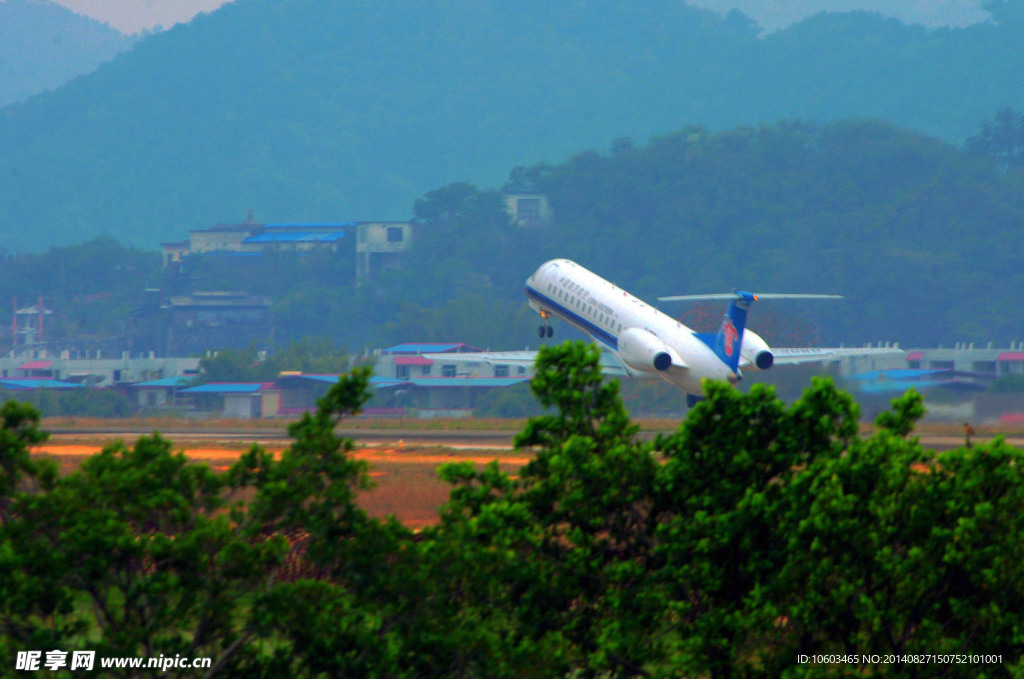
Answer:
[[356, 222, 414, 282], [0, 353, 200, 387]]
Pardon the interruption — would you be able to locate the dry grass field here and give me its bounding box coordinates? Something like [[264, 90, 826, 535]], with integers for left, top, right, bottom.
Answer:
[[29, 415, 1024, 530], [33, 441, 530, 530]]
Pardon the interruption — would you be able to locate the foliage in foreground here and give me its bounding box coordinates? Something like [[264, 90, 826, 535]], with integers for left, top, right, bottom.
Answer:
[[2, 343, 1024, 677]]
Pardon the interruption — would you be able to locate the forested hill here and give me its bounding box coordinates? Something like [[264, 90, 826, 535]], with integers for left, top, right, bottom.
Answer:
[[383, 120, 1024, 348], [2, 0, 1024, 252], [3, 120, 1021, 349], [0, 0, 136, 108]]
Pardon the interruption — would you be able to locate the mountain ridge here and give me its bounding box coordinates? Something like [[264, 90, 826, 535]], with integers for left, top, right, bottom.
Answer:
[[1, 0, 1022, 252], [0, 0, 136, 108]]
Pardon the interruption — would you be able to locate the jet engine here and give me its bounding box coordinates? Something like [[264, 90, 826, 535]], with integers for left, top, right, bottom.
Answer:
[[618, 328, 674, 373], [740, 329, 774, 370]]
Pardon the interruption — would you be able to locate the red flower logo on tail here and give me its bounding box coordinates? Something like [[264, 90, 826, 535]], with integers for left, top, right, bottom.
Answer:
[[723, 318, 738, 357]]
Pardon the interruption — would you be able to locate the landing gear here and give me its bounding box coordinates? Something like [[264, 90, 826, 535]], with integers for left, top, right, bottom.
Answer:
[[538, 309, 554, 339], [686, 393, 704, 408]]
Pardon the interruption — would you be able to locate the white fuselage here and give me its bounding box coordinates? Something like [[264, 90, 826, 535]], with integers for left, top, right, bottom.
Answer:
[[525, 259, 738, 394]]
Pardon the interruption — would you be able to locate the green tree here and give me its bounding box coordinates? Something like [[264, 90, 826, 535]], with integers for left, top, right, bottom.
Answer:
[[0, 237, 161, 348], [5, 347, 1024, 677], [198, 344, 265, 382], [2, 386, 138, 418], [653, 381, 1024, 677], [0, 367, 396, 676], [227, 365, 418, 676], [0, 400, 51, 522], [426, 341, 663, 677], [652, 378, 860, 677], [0, 429, 259, 673], [767, 392, 1024, 675], [413, 181, 481, 223], [199, 337, 350, 382], [967, 108, 1024, 172]]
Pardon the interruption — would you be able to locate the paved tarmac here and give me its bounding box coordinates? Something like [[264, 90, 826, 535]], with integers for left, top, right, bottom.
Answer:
[[46, 426, 1024, 452]]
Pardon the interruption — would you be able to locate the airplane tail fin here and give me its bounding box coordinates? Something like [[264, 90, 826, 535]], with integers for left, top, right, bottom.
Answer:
[[687, 292, 756, 374], [659, 291, 842, 375], [710, 292, 755, 374]]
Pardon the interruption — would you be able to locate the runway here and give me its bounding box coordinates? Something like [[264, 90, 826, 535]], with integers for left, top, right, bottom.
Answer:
[[44, 425, 1024, 452], [46, 426, 517, 450]]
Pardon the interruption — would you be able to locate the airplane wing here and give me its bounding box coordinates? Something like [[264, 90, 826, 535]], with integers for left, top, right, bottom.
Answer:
[[597, 350, 633, 377], [424, 351, 538, 364], [767, 347, 904, 365], [423, 350, 634, 378]]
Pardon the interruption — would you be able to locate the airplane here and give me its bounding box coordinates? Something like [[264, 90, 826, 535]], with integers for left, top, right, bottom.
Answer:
[[431, 259, 902, 406]]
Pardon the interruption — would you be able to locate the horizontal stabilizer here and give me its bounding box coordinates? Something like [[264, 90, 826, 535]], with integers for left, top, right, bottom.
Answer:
[[771, 347, 904, 365], [658, 293, 843, 302]]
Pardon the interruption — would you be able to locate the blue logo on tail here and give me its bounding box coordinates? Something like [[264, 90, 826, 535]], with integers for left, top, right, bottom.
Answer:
[[695, 291, 756, 374]]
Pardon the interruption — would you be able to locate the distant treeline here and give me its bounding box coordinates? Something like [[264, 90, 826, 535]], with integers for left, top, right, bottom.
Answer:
[[2, 116, 1023, 353], [394, 117, 1024, 347]]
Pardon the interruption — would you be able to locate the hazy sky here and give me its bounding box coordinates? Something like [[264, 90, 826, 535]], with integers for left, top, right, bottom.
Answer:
[[687, 0, 989, 32], [51, 0, 234, 33], [49, 0, 989, 35]]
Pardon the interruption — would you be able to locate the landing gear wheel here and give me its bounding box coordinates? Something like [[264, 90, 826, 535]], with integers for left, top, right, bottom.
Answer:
[[546, 325, 554, 338], [538, 325, 546, 338]]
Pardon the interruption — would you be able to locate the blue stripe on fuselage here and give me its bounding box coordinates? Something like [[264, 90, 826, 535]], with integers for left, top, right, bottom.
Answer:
[[525, 285, 619, 350]]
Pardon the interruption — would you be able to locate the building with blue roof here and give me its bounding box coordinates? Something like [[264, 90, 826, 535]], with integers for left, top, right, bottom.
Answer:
[[162, 218, 412, 285], [180, 383, 267, 394], [0, 378, 82, 391], [264, 222, 356, 229], [132, 376, 197, 388], [162, 218, 351, 267], [383, 343, 483, 355], [178, 383, 281, 419], [129, 376, 196, 409], [242, 232, 345, 246]]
